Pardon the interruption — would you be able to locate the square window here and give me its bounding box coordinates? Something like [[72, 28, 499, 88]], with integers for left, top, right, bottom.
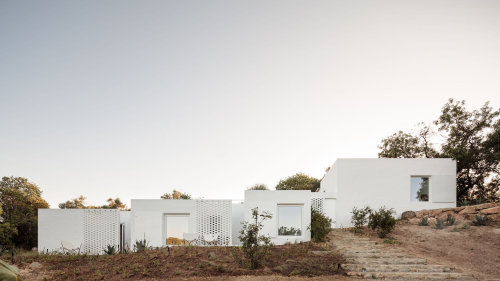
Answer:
[[411, 177, 429, 202], [278, 205, 302, 236]]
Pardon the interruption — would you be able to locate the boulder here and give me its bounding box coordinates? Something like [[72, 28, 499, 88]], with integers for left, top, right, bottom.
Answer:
[[437, 211, 455, 221], [479, 206, 500, 215], [401, 211, 416, 220], [28, 262, 43, 270], [476, 203, 498, 210], [458, 206, 477, 214], [428, 217, 437, 225], [429, 209, 445, 217], [415, 210, 429, 218], [409, 218, 420, 225], [487, 214, 500, 222]]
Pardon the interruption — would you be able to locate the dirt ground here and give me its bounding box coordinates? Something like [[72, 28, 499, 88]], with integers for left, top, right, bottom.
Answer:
[[15, 242, 343, 281], [361, 222, 500, 280]]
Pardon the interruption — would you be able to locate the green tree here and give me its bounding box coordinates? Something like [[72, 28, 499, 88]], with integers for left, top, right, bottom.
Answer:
[[0, 176, 49, 249], [247, 184, 268, 190], [238, 207, 272, 269], [161, 190, 192, 199], [275, 173, 320, 191], [0, 204, 18, 251], [378, 123, 438, 158], [378, 99, 500, 203], [435, 99, 500, 202]]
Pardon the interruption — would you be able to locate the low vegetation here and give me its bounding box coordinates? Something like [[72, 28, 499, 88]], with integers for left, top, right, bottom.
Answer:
[[418, 217, 429, 226], [7, 243, 343, 280], [350, 207, 371, 232], [368, 207, 397, 238], [238, 207, 272, 269], [434, 218, 444, 229], [309, 209, 333, 242], [472, 214, 490, 226], [350, 206, 397, 238]]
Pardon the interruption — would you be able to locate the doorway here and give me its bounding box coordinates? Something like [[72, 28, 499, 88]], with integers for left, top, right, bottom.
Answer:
[[163, 214, 189, 246]]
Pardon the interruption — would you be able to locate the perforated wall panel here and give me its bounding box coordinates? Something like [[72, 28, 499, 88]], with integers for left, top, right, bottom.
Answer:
[[83, 209, 120, 254], [196, 200, 232, 246], [311, 198, 324, 214]]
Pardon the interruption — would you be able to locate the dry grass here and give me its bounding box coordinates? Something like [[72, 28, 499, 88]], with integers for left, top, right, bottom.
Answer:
[[5, 242, 343, 281]]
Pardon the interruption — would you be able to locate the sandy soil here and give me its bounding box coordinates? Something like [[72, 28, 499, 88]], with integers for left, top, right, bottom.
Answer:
[[365, 222, 500, 280], [141, 276, 354, 281]]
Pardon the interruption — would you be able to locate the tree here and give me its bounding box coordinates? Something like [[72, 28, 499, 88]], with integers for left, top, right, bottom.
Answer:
[[378, 123, 438, 158], [59, 196, 128, 210], [247, 184, 268, 190], [275, 173, 320, 191], [0, 176, 49, 249], [378, 99, 500, 203], [161, 190, 192, 199], [238, 207, 272, 269], [101, 198, 127, 210], [308, 209, 332, 242], [59, 195, 87, 209], [0, 204, 18, 251], [435, 99, 500, 202]]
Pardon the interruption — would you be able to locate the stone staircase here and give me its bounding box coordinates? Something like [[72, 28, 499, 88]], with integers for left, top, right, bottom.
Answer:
[[330, 229, 476, 280]]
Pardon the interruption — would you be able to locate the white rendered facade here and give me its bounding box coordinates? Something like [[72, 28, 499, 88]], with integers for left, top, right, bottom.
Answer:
[[319, 158, 457, 227], [38, 158, 457, 252]]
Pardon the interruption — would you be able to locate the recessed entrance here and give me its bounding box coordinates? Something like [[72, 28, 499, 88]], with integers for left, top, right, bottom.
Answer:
[[163, 214, 189, 246]]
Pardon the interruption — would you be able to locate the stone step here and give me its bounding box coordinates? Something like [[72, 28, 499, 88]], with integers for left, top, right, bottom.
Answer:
[[347, 271, 474, 280], [345, 257, 427, 265], [342, 263, 453, 273], [343, 252, 409, 259]]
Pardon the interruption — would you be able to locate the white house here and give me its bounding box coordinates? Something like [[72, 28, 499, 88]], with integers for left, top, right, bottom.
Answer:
[[38, 158, 456, 253]]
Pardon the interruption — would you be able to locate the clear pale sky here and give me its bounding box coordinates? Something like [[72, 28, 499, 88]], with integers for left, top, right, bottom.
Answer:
[[1, 0, 499, 208]]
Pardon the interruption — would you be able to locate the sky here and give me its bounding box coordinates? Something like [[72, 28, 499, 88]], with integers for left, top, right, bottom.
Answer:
[[1, 0, 499, 208]]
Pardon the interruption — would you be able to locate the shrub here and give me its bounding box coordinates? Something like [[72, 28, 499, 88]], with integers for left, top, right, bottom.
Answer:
[[104, 245, 117, 255], [368, 206, 396, 238], [445, 214, 455, 226], [418, 217, 429, 226], [435, 218, 444, 229], [383, 237, 400, 244], [308, 209, 333, 242], [134, 236, 150, 252], [351, 206, 372, 231], [238, 207, 272, 269], [472, 214, 489, 226]]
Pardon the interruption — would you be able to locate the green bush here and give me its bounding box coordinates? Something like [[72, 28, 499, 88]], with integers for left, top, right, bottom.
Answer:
[[308, 209, 333, 242], [104, 245, 117, 255], [368, 206, 396, 238], [238, 207, 272, 269], [472, 214, 489, 226], [435, 218, 444, 229], [350, 206, 372, 231], [133, 236, 150, 252], [445, 214, 455, 226], [418, 217, 429, 226]]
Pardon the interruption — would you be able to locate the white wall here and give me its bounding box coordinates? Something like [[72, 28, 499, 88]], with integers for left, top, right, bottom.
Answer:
[[38, 209, 84, 253], [120, 211, 132, 249], [231, 202, 245, 246], [244, 190, 311, 245], [322, 158, 456, 227], [131, 199, 197, 248]]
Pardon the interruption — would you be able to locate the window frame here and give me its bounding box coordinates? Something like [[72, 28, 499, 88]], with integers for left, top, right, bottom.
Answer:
[[410, 176, 431, 202], [276, 204, 303, 237]]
